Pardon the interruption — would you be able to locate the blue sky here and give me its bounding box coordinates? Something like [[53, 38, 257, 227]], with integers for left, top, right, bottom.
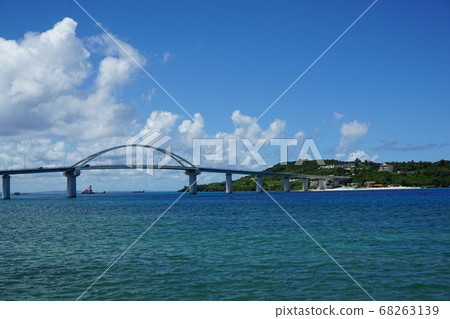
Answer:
[[0, 0, 449, 191]]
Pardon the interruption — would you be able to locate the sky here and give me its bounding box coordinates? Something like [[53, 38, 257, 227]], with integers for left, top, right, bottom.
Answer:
[[0, 0, 449, 192]]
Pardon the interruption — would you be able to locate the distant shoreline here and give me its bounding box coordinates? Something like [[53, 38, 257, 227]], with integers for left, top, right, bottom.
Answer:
[[307, 186, 422, 192], [9, 187, 438, 195]]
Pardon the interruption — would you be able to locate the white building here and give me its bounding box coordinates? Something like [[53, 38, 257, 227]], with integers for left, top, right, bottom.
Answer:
[[379, 163, 394, 173]]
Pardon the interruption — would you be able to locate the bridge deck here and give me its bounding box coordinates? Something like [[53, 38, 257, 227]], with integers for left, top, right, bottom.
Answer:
[[0, 165, 350, 180], [0, 167, 73, 175]]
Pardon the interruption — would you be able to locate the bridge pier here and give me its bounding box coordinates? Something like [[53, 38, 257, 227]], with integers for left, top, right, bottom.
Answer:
[[2, 175, 10, 200], [334, 179, 340, 187], [64, 170, 80, 198], [256, 175, 263, 192], [318, 179, 325, 190], [302, 178, 308, 191], [225, 173, 232, 194], [185, 170, 200, 195], [283, 177, 290, 192]]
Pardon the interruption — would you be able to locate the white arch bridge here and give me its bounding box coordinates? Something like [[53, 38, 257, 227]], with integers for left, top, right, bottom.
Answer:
[[0, 144, 350, 199]]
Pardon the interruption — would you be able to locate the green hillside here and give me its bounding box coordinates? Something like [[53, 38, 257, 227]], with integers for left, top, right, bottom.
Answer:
[[178, 159, 450, 192]]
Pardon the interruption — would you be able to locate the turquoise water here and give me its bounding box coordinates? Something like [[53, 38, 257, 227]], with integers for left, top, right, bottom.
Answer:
[[0, 189, 448, 300]]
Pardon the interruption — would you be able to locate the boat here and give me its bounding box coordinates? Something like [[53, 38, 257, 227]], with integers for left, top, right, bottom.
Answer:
[[81, 185, 105, 194], [82, 185, 93, 194], [132, 190, 145, 193]]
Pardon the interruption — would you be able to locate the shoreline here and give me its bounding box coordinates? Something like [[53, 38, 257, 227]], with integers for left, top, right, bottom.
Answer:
[[308, 186, 422, 192]]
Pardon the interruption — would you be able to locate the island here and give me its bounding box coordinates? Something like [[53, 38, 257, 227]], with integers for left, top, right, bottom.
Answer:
[[178, 159, 450, 192]]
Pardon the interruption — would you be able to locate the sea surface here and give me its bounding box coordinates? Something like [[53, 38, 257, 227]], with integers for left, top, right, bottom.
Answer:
[[0, 189, 448, 301]]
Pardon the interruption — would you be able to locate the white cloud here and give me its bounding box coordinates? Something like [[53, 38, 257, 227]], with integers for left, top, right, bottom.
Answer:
[[294, 130, 306, 140], [178, 113, 206, 143], [96, 56, 134, 90], [229, 110, 285, 142], [335, 120, 370, 159], [0, 18, 90, 101], [144, 88, 157, 103], [160, 51, 174, 64], [347, 150, 379, 162], [215, 111, 287, 168], [333, 111, 345, 119], [262, 119, 285, 139], [0, 138, 80, 169], [231, 110, 255, 126], [34, 90, 134, 140], [0, 17, 142, 139], [133, 110, 289, 169], [146, 110, 180, 135]]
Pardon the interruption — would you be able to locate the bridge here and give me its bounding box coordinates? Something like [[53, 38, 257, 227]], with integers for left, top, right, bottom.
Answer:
[[0, 144, 350, 199]]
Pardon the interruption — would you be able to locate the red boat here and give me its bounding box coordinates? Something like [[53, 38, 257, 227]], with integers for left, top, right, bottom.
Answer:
[[82, 185, 93, 194], [82, 185, 105, 194]]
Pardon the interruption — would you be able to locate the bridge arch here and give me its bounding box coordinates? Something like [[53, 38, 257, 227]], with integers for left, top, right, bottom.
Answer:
[[71, 144, 195, 169]]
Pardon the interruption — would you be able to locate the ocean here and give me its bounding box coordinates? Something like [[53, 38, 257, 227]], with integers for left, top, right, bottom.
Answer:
[[0, 189, 448, 300]]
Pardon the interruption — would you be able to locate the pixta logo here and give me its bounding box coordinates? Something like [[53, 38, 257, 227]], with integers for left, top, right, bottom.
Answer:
[[192, 138, 325, 167], [125, 128, 172, 175]]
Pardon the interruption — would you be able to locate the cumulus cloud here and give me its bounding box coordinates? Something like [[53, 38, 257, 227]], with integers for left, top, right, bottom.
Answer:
[[262, 119, 285, 139], [96, 56, 134, 90], [0, 17, 142, 139], [215, 111, 287, 168], [228, 110, 285, 142], [178, 113, 206, 141], [0, 138, 80, 169], [335, 120, 370, 159], [0, 18, 90, 100], [347, 150, 378, 162], [146, 111, 180, 135], [134, 109, 290, 168], [231, 110, 255, 126]]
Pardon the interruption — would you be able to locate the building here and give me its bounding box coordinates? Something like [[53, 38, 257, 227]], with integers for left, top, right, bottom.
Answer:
[[338, 163, 357, 169], [319, 163, 356, 170], [379, 163, 394, 173], [365, 181, 376, 188]]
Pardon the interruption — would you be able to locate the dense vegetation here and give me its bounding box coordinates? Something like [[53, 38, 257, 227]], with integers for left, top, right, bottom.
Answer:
[[178, 159, 450, 192]]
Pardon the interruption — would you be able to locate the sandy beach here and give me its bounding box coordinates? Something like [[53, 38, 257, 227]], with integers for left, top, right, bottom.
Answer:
[[309, 186, 422, 191]]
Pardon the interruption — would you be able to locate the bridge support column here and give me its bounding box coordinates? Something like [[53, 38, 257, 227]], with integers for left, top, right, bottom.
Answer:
[[2, 175, 10, 200], [185, 170, 200, 195], [283, 177, 290, 192], [302, 178, 308, 191], [318, 179, 325, 190], [256, 175, 263, 192], [225, 173, 232, 194], [64, 170, 80, 198]]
